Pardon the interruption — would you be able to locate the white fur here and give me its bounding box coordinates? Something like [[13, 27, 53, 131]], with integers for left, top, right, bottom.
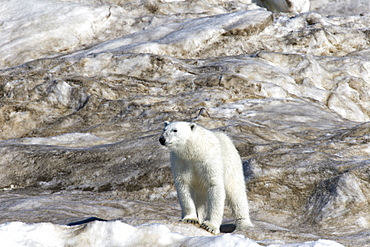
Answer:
[[159, 121, 253, 234]]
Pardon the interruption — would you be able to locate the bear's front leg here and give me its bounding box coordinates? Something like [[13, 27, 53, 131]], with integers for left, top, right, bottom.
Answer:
[[201, 183, 225, 234], [171, 157, 200, 225], [175, 182, 199, 225]]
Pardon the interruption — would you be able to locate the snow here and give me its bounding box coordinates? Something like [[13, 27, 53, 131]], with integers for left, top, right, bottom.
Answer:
[[267, 239, 344, 247], [1, 133, 106, 147], [63, 9, 272, 60], [0, 0, 116, 68], [0, 221, 343, 247]]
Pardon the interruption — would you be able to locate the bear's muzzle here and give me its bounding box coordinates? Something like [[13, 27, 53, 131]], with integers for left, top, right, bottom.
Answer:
[[159, 136, 166, 146]]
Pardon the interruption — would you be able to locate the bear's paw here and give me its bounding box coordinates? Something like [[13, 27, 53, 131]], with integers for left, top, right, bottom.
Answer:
[[200, 221, 220, 235], [236, 218, 254, 229], [182, 217, 199, 225]]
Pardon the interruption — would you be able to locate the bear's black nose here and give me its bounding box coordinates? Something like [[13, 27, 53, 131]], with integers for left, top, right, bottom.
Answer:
[[159, 136, 166, 145]]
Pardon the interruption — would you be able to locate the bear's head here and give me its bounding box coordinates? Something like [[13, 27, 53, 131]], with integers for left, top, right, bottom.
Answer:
[[159, 121, 196, 148]]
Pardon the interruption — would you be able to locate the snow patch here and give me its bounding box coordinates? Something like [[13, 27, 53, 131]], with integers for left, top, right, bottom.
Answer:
[[2, 133, 106, 147], [0, 221, 344, 247]]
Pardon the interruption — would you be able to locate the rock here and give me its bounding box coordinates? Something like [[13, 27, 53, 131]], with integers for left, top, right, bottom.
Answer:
[[256, 0, 310, 13]]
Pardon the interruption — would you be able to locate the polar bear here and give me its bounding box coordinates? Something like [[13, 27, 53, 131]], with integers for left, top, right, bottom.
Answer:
[[159, 121, 253, 234]]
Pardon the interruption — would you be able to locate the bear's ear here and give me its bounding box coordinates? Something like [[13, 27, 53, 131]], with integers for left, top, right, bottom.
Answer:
[[190, 123, 196, 131], [164, 121, 170, 127]]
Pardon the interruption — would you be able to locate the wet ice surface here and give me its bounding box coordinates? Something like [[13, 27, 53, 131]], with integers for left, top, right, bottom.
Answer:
[[1, 0, 370, 246]]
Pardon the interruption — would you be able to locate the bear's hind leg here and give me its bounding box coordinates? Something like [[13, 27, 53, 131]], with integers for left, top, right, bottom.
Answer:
[[227, 187, 253, 230], [194, 191, 207, 224], [230, 199, 253, 229]]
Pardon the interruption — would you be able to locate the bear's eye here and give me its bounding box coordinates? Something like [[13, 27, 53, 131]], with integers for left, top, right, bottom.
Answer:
[[173, 129, 177, 133]]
